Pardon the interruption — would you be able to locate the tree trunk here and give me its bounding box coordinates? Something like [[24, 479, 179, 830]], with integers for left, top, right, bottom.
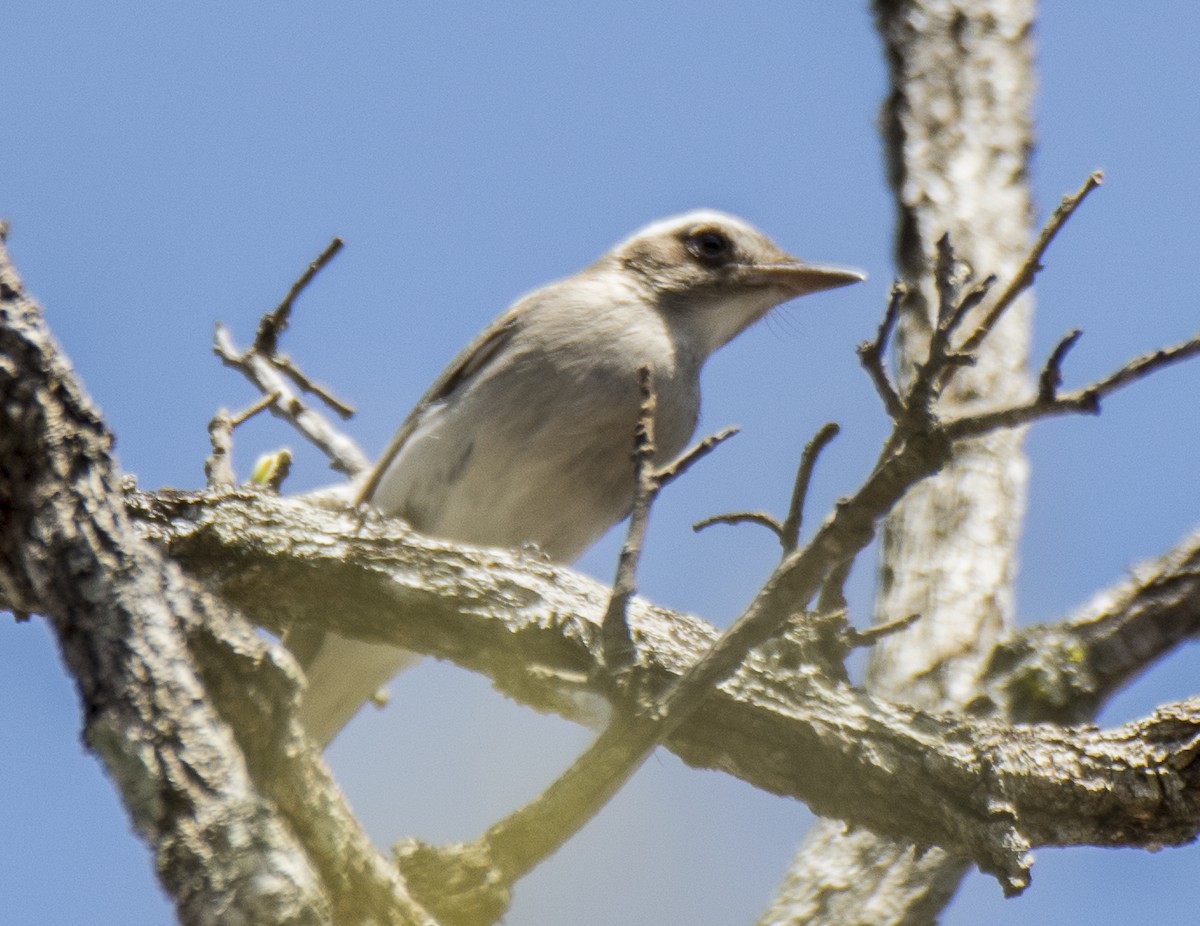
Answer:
[[761, 2, 1037, 923]]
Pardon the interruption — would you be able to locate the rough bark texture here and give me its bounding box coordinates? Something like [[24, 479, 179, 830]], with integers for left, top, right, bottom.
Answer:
[[871, 0, 1036, 707], [6, 1, 1199, 913], [124, 490, 1200, 891], [7, 226, 1200, 919], [762, 1, 1038, 923], [0, 238, 435, 926]]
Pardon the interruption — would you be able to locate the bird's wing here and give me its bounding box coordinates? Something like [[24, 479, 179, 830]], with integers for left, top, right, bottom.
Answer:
[[353, 306, 523, 506], [288, 307, 525, 739]]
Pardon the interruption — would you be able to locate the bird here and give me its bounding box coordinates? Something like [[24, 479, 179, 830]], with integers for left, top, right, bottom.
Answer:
[[293, 209, 863, 748]]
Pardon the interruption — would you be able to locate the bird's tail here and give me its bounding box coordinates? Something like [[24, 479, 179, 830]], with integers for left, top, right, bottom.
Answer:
[[289, 630, 420, 749]]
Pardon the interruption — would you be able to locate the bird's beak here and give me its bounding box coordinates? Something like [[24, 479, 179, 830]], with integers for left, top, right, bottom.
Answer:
[[747, 260, 866, 297]]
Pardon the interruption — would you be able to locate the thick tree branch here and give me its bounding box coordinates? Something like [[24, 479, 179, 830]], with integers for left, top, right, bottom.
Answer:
[[0, 238, 436, 926], [975, 526, 1200, 723], [129, 490, 1200, 894]]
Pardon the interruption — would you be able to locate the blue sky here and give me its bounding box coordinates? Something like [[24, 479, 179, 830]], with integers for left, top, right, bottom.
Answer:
[[3, 3, 1199, 924]]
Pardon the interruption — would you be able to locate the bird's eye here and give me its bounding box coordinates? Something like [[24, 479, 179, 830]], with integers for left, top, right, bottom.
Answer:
[[686, 229, 733, 264]]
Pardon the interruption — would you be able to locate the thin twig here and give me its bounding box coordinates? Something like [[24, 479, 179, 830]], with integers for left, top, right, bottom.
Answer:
[[857, 282, 906, 419], [844, 612, 922, 649], [942, 274, 997, 345], [254, 237, 344, 355], [214, 324, 370, 476], [1037, 328, 1084, 402], [780, 422, 840, 555], [274, 354, 356, 419], [907, 237, 972, 421], [231, 390, 283, 427], [959, 171, 1103, 354], [204, 392, 282, 487], [692, 511, 783, 536], [602, 379, 738, 672], [601, 367, 658, 672], [947, 330, 1200, 439], [1083, 334, 1200, 395], [689, 421, 825, 552], [933, 233, 960, 329], [205, 411, 237, 488], [656, 425, 740, 487], [214, 239, 365, 477]]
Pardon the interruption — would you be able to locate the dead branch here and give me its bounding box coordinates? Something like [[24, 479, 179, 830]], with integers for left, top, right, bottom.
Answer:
[[0, 240, 437, 926], [127, 489, 1200, 909], [253, 236, 344, 355], [214, 237, 368, 477], [959, 171, 1104, 354], [692, 421, 838, 557], [857, 281, 906, 418], [373, 177, 1200, 903], [205, 390, 281, 486]]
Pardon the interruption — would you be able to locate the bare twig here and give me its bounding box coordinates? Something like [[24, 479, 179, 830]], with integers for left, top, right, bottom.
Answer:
[[274, 353, 356, 419], [214, 323, 370, 476], [844, 612, 922, 649], [942, 274, 997, 345], [959, 171, 1103, 354], [691, 422, 836, 556], [906, 237, 974, 422], [601, 367, 657, 672], [780, 422, 841, 555], [215, 238, 367, 477], [857, 282, 906, 419], [206, 411, 237, 488], [693, 511, 783, 535], [947, 330, 1200, 439], [254, 236, 344, 355], [204, 392, 281, 487], [232, 390, 284, 428], [602, 371, 739, 672], [655, 424, 740, 486], [1037, 328, 1084, 402], [932, 233, 962, 329]]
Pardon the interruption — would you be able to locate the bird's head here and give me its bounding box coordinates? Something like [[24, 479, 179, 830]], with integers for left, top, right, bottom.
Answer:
[[605, 210, 864, 356]]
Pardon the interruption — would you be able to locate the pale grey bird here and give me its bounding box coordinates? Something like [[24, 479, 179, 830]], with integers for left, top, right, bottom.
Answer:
[[295, 210, 863, 747]]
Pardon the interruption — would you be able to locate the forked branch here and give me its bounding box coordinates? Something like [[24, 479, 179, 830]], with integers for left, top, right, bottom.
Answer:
[[214, 236, 368, 477], [389, 175, 1197, 909]]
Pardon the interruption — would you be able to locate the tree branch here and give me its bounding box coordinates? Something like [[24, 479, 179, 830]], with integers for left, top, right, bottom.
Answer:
[[131, 489, 1200, 899], [213, 237, 367, 478], [975, 526, 1200, 724], [958, 171, 1104, 354], [0, 238, 437, 926]]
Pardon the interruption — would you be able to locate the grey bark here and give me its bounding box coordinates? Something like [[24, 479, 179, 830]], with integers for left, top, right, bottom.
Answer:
[[6, 228, 1200, 921], [0, 236, 436, 926], [128, 490, 1200, 888], [6, 1, 1200, 916]]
